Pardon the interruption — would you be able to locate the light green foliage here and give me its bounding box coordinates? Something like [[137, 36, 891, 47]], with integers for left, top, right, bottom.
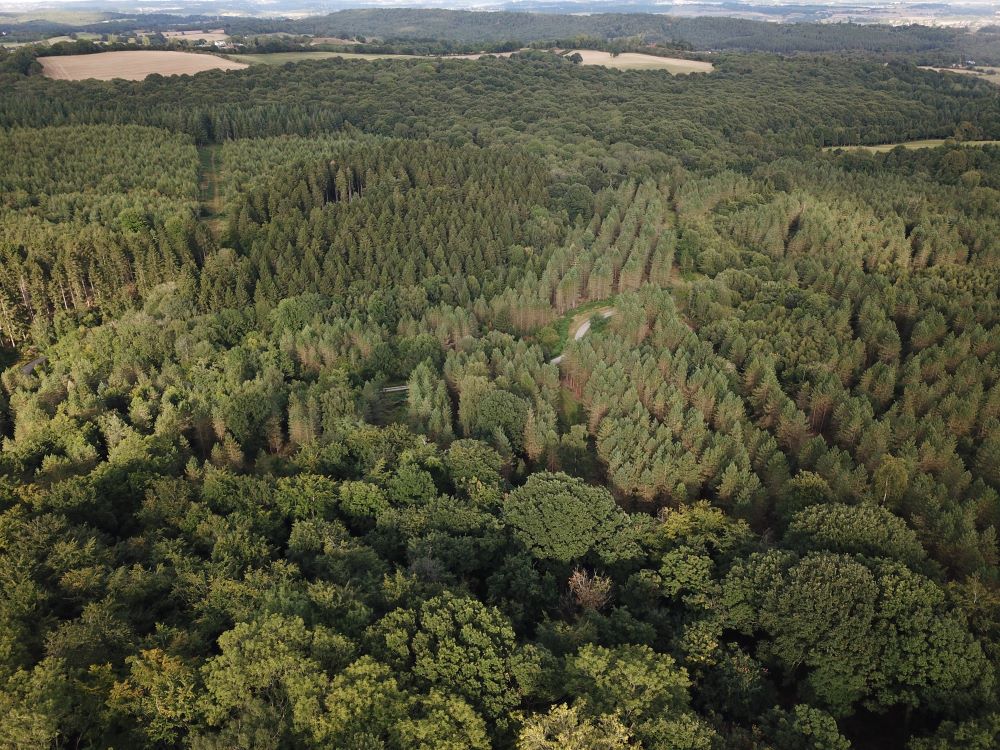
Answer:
[[783, 503, 927, 568], [198, 615, 331, 744], [275, 474, 339, 519], [765, 704, 852, 750], [504, 472, 637, 564], [565, 643, 716, 750], [109, 649, 199, 746], [339, 480, 389, 521], [394, 690, 491, 750], [368, 593, 520, 718], [908, 713, 1000, 750], [444, 439, 504, 498], [518, 702, 634, 750]]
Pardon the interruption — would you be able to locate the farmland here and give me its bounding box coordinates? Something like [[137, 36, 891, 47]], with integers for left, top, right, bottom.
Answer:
[[920, 65, 1000, 86], [38, 50, 247, 80], [825, 138, 1000, 152], [226, 50, 512, 65], [567, 49, 714, 73], [228, 49, 712, 73], [161, 29, 228, 44]]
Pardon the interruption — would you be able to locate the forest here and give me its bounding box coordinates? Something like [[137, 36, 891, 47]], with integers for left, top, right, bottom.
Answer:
[[2, 10, 1000, 750], [4, 9, 1000, 64]]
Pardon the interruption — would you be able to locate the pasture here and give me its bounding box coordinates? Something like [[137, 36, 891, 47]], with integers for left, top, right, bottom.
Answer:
[[567, 50, 714, 73], [38, 51, 247, 81]]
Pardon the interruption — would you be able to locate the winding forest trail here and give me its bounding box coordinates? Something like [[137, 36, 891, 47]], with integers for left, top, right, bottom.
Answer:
[[198, 145, 225, 237], [550, 306, 615, 365], [379, 303, 616, 393]]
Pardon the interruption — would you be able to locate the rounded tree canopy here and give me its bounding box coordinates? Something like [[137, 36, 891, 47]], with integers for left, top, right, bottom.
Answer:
[[503, 472, 636, 564]]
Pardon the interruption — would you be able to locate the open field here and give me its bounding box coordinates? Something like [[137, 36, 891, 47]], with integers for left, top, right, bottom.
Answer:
[[162, 30, 229, 44], [567, 50, 714, 73], [0, 10, 107, 24], [227, 50, 513, 65], [2, 35, 76, 48], [825, 139, 1000, 153], [920, 66, 1000, 86], [38, 51, 247, 81], [227, 51, 404, 65]]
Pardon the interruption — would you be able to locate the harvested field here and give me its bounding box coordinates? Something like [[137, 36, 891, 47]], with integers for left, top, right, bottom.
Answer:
[[228, 50, 513, 65], [920, 65, 1000, 86], [567, 50, 714, 73], [39, 51, 247, 81], [162, 30, 229, 43], [825, 139, 1000, 153]]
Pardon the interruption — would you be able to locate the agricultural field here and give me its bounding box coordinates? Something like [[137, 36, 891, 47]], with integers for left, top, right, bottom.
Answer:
[[567, 50, 714, 73], [38, 50, 247, 80], [226, 50, 404, 65], [920, 65, 1000, 86], [825, 138, 1000, 152], [227, 50, 511, 65], [161, 29, 229, 44]]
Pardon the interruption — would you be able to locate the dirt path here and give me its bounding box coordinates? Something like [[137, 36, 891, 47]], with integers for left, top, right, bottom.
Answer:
[[551, 307, 615, 364]]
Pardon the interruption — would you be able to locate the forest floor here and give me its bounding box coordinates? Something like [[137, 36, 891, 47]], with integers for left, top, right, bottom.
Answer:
[[198, 145, 225, 237]]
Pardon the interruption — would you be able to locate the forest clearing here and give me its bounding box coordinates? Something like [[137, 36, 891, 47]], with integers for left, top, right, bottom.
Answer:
[[38, 50, 247, 80]]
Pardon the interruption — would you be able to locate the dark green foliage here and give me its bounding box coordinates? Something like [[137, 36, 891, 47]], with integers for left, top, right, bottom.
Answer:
[[504, 472, 637, 564]]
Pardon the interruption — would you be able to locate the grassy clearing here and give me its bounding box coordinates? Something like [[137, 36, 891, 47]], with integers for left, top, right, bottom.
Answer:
[[825, 139, 1000, 153], [198, 145, 225, 237], [551, 297, 619, 355], [567, 50, 713, 73]]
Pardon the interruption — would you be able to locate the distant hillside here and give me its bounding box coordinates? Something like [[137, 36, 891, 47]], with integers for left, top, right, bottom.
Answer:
[[4, 8, 1000, 65], [221, 9, 1000, 63]]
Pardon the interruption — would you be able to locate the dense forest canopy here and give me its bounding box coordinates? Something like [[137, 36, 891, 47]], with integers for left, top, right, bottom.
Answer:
[[2, 8, 1000, 750]]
